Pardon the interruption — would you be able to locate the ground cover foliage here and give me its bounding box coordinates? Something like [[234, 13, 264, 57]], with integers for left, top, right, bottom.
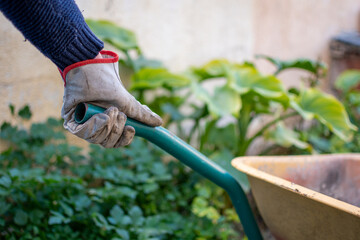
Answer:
[[0, 106, 240, 239]]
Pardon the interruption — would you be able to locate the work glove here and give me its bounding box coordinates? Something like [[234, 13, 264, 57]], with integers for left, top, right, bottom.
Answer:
[[60, 50, 162, 148]]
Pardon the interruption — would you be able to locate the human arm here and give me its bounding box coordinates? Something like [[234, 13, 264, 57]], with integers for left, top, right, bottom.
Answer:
[[0, 0, 162, 147]]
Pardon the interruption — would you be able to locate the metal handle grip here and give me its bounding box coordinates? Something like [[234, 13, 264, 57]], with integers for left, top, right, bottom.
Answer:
[[74, 103, 262, 240]]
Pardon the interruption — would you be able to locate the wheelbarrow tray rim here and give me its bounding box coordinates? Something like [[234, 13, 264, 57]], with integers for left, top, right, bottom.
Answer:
[[231, 153, 360, 218]]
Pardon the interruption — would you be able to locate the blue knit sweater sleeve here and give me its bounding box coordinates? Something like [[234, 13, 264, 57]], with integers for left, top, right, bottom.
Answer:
[[0, 0, 104, 70]]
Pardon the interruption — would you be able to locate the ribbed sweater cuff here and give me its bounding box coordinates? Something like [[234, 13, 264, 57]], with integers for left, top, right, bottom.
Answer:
[[54, 24, 104, 70]]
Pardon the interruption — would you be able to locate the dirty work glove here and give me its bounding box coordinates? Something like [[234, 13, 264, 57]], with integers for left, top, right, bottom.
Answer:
[[60, 50, 162, 148]]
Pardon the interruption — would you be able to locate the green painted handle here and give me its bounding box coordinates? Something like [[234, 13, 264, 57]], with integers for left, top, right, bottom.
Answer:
[[75, 103, 262, 240]]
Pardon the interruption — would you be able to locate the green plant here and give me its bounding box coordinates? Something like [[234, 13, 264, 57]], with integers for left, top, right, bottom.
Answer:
[[88, 20, 355, 157], [86, 19, 356, 191], [299, 69, 360, 154], [0, 105, 241, 239]]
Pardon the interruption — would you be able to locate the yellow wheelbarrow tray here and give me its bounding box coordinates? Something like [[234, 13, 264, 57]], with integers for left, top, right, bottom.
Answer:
[[232, 153, 360, 240]]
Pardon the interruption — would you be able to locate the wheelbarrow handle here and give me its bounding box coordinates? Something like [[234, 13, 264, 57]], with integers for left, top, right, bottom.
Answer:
[[75, 103, 263, 240]]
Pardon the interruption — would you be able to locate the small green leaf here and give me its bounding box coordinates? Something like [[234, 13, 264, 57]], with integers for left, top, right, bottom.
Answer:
[[291, 88, 357, 141], [0, 201, 11, 215], [191, 197, 220, 222], [231, 68, 289, 104], [92, 212, 109, 228], [192, 83, 241, 118], [0, 175, 11, 188], [109, 205, 124, 224], [142, 183, 159, 194], [335, 70, 360, 93], [29, 210, 45, 224], [266, 122, 311, 150], [48, 216, 62, 225], [18, 105, 32, 120], [60, 201, 74, 217], [49, 211, 70, 225], [115, 229, 130, 240], [14, 209, 28, 226], [74, 195, 91, 211], [129, 206, 144, 226], [9, 168, 20, 178]]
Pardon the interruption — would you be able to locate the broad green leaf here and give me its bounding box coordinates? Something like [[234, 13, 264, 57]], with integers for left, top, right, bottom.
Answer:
[[206, 123, 237, 151], [191, 83, 241, 117], [231, 68, 289, 104], [291, 88, 357, 141], [14, 209, 28, 226], [131, 68, 190, 90], [192, 59, 232, 80], [18, 105, 32, 120], [86, 19, 138, 51], [335, 70, 360, 92], [257, 55, 326, 75], [208, 86, 242, 117], [191, 82, 212, 105], [265, 122, 311, 150]]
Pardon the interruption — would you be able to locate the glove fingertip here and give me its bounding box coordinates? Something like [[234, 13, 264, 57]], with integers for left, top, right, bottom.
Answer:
[[141, 105, 163, 127], [115, 125, 135, 147]]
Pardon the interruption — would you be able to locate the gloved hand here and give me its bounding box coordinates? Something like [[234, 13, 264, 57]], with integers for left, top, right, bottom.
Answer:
[[60, 50, 162, 148]]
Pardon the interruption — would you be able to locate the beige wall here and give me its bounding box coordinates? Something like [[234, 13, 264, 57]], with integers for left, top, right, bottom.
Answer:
[[253, 0, 360, 89], [0, 0, 359, 125]]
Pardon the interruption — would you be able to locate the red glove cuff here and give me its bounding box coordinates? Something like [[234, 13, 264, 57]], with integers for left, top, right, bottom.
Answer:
[[59, 50, 119, 86]]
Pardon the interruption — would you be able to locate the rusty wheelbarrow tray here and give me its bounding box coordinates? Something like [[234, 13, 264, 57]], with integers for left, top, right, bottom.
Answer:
[[232, 154, 360, 240]]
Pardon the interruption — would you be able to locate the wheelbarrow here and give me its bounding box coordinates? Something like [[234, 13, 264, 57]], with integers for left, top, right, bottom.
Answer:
[[75, 103, 360, 240], [232, 155, 360, 240]]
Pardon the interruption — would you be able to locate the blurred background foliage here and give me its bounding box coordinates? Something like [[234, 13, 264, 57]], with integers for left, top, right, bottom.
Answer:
[[0, 20, 359, 239]]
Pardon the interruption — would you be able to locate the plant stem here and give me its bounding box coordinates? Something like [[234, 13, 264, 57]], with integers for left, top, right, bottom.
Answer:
[[236, 103, 251, 156], [248, 111, 298, 144], [187, 120, 199, 143]]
